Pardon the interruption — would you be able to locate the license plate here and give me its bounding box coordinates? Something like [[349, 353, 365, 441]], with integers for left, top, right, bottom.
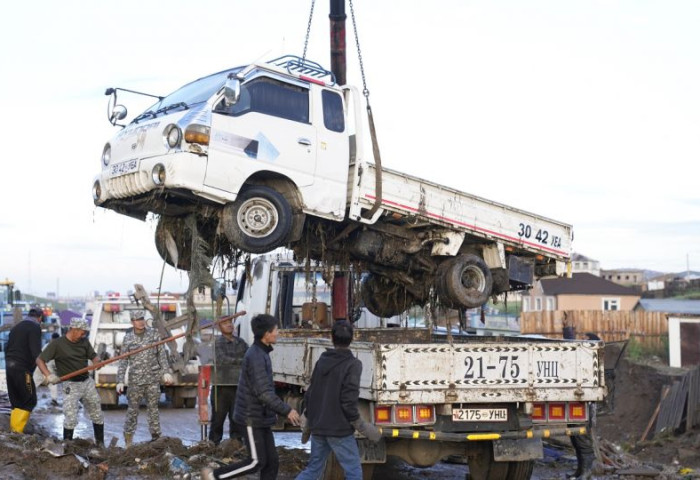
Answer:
[[109, 159, 139, 177], [452, 408, 508, 422]]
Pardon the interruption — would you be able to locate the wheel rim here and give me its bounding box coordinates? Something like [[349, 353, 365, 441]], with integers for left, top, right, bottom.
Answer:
[[237, 197, 279, 238], [462, 265, 487, 293]]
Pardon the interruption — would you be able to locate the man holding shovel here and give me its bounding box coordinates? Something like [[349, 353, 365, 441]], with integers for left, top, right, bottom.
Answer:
[[36, 317, 105, 446]]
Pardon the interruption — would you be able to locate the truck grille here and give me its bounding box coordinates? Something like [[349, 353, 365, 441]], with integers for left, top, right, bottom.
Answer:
[[106, 171, 152, 198]]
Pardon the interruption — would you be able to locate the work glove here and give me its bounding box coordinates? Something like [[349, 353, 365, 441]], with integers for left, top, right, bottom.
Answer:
[[47, 373, 61, 385], [162, 373, 175, 385], [351, 419, 382, 443], [300, 413, 311, 444], [116, 383, 125, 394]]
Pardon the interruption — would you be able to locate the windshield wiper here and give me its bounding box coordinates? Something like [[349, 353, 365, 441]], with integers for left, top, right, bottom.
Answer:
[[156, 102, 189, 115], [133, 110, 157, 123]]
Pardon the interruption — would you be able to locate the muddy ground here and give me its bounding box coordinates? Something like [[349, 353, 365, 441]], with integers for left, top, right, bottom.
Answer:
[[1, 355, 699, 479]]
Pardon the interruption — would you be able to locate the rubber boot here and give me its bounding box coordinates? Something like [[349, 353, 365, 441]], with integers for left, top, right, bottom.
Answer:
[[10, 409, 30, 433], [150, 433, 160, 442], [93, 423, 104, 447], [124, 433, 134, 448], [63, 428, 74, 440], [573, 453, 594, 479]]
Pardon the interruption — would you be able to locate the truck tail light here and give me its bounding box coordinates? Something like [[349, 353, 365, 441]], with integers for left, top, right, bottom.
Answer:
[[568, 402, 587, 421], [416, 405, 435, 424], [374, 406, 392, 424], [160, 304, 177, 312], [532, 403, 546, 421], [547, 403, 566, 421], [184, 124, 210, 145], [395, 406, 413, 424], [103, 304, 122, 312]]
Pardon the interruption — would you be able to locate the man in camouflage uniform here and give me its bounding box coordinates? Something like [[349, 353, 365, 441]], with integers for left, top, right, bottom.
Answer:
[[117, 310, 174, 447], [209, 314, 248, 445], [36, 318, 105, 446]]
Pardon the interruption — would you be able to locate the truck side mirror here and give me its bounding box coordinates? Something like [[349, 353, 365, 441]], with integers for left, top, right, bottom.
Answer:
[[110, 105, 127, 125], [222, 75, 241, 107]]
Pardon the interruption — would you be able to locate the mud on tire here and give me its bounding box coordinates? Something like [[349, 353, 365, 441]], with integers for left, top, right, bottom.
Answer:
[[436, 254, 493, 309], [361, 274, 416, 318]]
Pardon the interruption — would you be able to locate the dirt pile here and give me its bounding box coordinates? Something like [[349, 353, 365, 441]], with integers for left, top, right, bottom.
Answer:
[[0, 427, 309, 480], [596, 356, 700, 472]]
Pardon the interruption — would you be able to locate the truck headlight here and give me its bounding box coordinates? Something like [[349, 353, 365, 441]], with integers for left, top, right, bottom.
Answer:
[[152, 164, 166, 185], [101, 143, 111, 166], [164, 124, 182, 149], [92, 180, 102, 202]]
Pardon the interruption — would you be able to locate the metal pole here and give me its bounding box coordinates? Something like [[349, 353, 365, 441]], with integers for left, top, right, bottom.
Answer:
[[329, 0, 346, 85], [57, 311, 246, 382]]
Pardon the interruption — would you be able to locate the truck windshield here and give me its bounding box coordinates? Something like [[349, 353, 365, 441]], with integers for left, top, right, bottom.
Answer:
[[135, 66, 244, 122]]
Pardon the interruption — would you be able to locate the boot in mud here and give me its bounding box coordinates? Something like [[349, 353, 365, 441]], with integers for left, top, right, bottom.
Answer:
[[124, 433, 134, 448], [63, 428, 74, 440], [93, 423, 104, 447]]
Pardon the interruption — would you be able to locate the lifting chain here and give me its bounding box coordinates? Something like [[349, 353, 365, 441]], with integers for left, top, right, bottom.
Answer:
[[348, 0, 369, 99], [302, 0, 316, 64]]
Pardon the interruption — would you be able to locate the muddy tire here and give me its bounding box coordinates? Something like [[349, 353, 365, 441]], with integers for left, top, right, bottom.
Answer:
[[361, 274, 415, 318], [222, 186, 292, 253], [467, 442, 510, 480], [506, 460, 534, 480], [437, 254, 493, 309], [155, 216, 193, 270]]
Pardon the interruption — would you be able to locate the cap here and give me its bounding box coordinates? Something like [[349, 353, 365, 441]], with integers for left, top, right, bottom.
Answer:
[[130, 310, 146, 321], [70, 317, 90, 331], [28, 307, 44, 318]]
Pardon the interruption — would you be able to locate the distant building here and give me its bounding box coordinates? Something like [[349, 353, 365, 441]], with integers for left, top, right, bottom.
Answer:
[[600, 268, 645, 289], [522, 272, 640, 312], [570, 253, 600, 276], [635, 299, 700, 315]]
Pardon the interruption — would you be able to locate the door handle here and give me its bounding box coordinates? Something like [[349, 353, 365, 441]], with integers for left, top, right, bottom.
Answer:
[[298, 138, 312, 146]]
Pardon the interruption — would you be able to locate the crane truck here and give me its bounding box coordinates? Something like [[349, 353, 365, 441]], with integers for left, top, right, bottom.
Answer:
[[230, 252, 605, 480]]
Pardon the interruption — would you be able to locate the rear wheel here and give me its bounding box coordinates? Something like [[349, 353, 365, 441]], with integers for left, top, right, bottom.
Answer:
[[222, 186, 293, 253], [467, 442, 509, 480], [437, 254, 493, 309], [361, 274, 416, 318], [506, 460, 534, 480]]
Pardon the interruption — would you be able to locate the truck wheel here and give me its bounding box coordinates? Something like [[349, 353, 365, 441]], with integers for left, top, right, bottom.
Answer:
[[437, 254, 493, 309], [155, 216, 193, 270], [155, 216, 216, 271], [506, 460, 534, 480], [361, 274, 416, 318], [467, 442, 509, 480], [222, 186, 293, 253]]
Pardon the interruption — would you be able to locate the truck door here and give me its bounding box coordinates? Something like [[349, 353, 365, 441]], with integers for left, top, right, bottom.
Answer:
[[206, 74, 316, 194]]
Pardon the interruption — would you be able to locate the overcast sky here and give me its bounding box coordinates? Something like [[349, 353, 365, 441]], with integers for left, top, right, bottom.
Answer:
[[1, 0, 699, 298]]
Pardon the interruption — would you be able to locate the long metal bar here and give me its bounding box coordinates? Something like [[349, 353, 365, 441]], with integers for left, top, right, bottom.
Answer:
[[57, 311, 246, 382], [378, 426, 588, 442]]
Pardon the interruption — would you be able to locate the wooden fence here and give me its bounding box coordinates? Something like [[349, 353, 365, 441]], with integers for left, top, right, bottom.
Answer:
[[520, 310, 668, 345]]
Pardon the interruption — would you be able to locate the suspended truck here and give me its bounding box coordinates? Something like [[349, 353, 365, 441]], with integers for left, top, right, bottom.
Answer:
[[91, 0, 572, 316], [231, 253, 605, 480]]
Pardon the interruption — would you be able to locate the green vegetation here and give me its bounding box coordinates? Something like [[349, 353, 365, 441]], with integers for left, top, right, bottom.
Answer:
[[625, 334, 669, 363]]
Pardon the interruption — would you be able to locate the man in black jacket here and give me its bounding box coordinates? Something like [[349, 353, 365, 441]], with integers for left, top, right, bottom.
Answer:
[[5, 307, 43, 433], [202, 314, 300, 480], [296, 320, 381, 480]]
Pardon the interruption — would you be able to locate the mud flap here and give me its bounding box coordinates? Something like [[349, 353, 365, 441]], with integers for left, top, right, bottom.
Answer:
[[357, 438, 386, 463], [493, 438, 542, 461]]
